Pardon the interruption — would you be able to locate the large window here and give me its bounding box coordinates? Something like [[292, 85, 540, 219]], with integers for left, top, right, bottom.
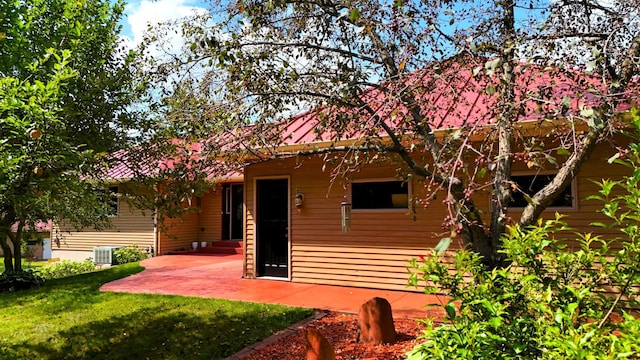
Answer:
[[352, 179, 409, 210], [510, 174, 575, 208]]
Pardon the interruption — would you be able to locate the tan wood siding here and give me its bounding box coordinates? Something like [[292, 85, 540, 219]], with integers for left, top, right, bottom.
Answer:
[[53, 182, 233, 256], [245, 156, 451, 289], [158, 204, 200, 254], [198, 185, 223, 243], [245, 139, 632, 291], [52, 199, 154, 251]]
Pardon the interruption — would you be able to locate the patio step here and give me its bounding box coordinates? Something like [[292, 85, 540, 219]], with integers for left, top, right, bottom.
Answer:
[[199, 241, 243, 255]]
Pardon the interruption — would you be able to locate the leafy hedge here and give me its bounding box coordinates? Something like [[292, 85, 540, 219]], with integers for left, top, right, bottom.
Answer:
[[39, 259, 96, 279], [0, 269, 45, 292], [113, 244, 148, 264], [407, 114, 640, 359]]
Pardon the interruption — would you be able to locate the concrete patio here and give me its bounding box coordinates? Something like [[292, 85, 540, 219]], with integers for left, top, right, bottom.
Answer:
[[100, 254, 445, 319]]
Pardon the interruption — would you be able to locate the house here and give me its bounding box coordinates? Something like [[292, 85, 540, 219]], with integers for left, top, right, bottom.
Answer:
[[0, 221, 52, 260], [239, 117, 631, 291], [238, 62, 635, 291], [51, 159, 244, 261], [54, 61, 635, 293]]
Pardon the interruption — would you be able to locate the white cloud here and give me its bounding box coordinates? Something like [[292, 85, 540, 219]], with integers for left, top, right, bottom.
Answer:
[[124, 0, 206, 46], [120, 0, 209, 65]]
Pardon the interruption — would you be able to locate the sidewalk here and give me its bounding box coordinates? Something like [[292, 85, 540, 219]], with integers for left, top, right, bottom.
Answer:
[[100, 254, 445, 319]]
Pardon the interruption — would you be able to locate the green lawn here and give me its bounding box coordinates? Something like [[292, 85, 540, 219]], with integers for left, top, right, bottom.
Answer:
[[0, 257, 47, 272], [0, 263, 314, 360]]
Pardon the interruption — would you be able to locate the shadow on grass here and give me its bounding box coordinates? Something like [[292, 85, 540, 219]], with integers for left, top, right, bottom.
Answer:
[[0, 262, 313, 359], [2, 301, 311, 360], [0, 263, 145, 315]]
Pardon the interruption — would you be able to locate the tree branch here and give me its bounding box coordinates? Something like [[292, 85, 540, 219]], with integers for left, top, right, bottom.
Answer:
[[235, 41, 381, 64]]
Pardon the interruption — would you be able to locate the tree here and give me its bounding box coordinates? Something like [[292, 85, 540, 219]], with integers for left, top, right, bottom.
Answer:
[[0, 0, 148, 273], [147, 0, 640, 266]]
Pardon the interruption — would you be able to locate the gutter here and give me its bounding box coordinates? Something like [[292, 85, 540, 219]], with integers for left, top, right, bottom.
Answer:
[[153, 208, 159, 256], [236, 118, 596, 162]]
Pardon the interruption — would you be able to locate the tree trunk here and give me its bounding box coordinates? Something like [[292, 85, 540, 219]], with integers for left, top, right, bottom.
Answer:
[[5, 229, 22, 272], [462, 222, 500, 267], [0, 231, 15, 273], [447, 180, 503, 267], [485, 0, 516, 265], [11, 235, 22, 272]]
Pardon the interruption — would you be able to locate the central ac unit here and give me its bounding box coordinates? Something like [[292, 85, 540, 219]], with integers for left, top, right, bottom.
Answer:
[[93, 246, 121, 265]]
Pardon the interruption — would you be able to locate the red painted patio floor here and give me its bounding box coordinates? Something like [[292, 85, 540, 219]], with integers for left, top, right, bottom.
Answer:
[[100, 254, 446, 319]]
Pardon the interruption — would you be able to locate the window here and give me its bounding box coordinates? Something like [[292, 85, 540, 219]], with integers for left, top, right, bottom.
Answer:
[[510, 174, 575, 208], [106, 186, 119, 216], [352, 179, 409, 210]]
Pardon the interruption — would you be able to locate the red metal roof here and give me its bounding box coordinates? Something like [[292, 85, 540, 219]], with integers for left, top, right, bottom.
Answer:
[[11, 221, 50, 232], [102, 142, 243, 181], [104, 60, 636, 179], [273, 62, 621, 148]]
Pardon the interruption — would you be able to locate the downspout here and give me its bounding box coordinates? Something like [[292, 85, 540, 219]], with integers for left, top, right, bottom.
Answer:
[[242, 179, 248, 279], [153, 208, 159, 256]]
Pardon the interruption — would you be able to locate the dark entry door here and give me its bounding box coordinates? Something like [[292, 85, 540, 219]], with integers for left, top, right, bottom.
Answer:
[[256, 178, 289, 278]]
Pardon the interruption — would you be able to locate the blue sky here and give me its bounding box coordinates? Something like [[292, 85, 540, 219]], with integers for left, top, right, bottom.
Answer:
[[119, 0, 207, 46]]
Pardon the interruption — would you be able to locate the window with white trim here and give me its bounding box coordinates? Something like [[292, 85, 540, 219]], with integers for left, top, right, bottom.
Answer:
[[352, 179, 409, 210], [510, 174, 575, 209]]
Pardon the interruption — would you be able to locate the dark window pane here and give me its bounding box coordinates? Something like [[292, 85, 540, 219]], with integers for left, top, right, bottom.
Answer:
[[352, 181, 408, 209], [107, 186, 119, 216], [510, 175, 573, 208]]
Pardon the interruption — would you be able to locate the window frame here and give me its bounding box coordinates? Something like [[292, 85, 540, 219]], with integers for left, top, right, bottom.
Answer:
[[351, 177, 412, 213], [508, 172, 578, 211]]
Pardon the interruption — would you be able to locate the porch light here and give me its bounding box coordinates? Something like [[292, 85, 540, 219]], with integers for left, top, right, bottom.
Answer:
[[294, 189, 305, 209], [341, 199, 352, 233]]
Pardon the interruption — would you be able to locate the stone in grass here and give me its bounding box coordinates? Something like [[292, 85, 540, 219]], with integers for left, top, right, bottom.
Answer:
[[305, 328, 335, 360], [358, 297, 397, 344]]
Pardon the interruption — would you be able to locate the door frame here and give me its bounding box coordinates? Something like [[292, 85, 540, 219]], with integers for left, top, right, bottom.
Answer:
[[223, 183, 244, 241], [253, 175, 291, 280]]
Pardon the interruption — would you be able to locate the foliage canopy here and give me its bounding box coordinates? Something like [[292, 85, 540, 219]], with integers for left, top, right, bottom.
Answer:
[[145, 0, 640, 265], [0, 0, 149, 272]]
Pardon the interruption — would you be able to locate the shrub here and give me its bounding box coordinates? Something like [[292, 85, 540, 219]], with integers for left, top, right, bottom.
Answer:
[[407, 115, 640, 359], [40, 259, 96, 279], [113, 244, 148, 265], [407, 217, 640, 359], [0, 269, 45, 292]]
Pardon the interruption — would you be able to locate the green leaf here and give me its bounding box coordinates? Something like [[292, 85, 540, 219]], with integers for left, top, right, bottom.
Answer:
[[435, 237, 451, 254], [445, 302, 456, 319], [557, 148, 571, 156], [478, 167, 487, 179], [489, 316, 503, 329], [349, 8, 361, 22], [485, 58, 502, 71], [589, 221, 608, 228], [580, 108, 594, 118], [545, 154, 559, 168], [608, 152, 620, 164]]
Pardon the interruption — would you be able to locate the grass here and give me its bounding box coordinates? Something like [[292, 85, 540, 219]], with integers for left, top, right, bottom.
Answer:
[[0, 263, 314, 360], [0, 257, 47, 272]]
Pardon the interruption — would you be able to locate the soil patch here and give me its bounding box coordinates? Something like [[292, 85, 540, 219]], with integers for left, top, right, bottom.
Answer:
[[238, 311, 425, 359]]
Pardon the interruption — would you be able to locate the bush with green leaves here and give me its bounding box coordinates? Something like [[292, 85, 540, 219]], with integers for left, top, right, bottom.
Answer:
[[407, 115, 640, 359], [113, 244, 148, 265], [0, 269, 45, 292], [408, 218, 639, 359], [39, 259, 96, 280]]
